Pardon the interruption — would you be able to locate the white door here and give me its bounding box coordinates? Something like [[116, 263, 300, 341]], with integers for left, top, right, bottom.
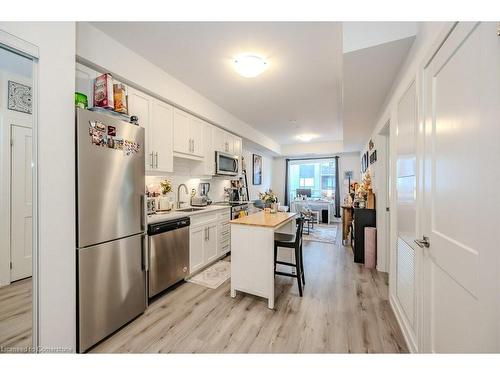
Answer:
[[10, 125, 32, 281], [151, 100, 173, 173], [189, 226, 205, 274], [128, 88, 153, 170], [395, 81, 418, 350], [204, 223, 218, 264], [422, 22, 500, 352], [173, 109, 191, 155]]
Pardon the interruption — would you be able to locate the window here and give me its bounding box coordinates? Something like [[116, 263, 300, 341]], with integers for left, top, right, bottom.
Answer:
[[287, 158, 337, 203]]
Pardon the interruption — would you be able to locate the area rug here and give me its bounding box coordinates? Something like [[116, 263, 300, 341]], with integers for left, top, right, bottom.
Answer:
[[187, 260, 231, 289], [303, 224, 338, 244]]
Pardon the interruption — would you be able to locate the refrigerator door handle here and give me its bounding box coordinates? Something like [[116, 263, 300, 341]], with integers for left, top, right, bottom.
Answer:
[[141, 234, 149, 271], [141, 194, 147, 232]]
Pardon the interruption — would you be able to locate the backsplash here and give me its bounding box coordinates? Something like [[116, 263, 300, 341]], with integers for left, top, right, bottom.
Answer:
[[146, 175, 231, 203]]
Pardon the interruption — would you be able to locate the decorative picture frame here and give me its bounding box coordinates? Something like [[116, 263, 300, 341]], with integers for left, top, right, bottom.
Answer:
[[7, 81, 32, 114], [253, 154, 262, 185]]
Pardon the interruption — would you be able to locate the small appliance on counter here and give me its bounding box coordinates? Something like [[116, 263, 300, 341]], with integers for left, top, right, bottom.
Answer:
[[146, 196, 157, 215], [190, 182, 212, 207]]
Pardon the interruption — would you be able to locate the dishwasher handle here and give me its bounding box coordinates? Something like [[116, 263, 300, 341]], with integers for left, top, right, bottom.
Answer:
[[148, 217, 190, 235]]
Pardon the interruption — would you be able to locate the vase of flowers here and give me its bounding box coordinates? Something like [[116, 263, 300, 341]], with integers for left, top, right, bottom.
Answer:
[[259, 189, 278, 213], [158, 179, 173, 211]]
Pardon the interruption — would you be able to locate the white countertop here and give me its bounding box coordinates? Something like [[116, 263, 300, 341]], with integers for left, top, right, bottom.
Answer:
[[147, 204, 230, 224]]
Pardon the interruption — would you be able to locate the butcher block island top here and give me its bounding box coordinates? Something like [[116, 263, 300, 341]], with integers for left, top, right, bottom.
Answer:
[[230, 211, 297, 228]]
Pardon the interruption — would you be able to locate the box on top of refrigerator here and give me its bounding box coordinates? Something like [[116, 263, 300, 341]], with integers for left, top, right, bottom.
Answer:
[[94, 73, 114, 109]]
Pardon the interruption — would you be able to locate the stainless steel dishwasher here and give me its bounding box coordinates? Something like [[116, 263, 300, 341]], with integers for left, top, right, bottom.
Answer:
[[147, 217, 190, 298]]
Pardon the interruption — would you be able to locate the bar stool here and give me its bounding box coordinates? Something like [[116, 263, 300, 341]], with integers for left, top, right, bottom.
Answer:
[[273, 217, 305, 296]]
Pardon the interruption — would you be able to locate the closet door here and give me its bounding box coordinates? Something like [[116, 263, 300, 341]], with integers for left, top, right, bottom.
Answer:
[[422, 22, 500, 352]]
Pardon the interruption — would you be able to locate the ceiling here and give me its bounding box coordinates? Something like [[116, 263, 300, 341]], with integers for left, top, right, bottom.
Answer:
[[91, 22, 416, 153], [342, 35, 416, 151], [91, 22, 343, 145]]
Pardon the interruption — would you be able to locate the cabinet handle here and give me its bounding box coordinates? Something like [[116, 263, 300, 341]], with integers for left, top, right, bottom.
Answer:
[[192, 139, 195, 153], [155, 152, 159, 168], [150, 152, 154, 168]]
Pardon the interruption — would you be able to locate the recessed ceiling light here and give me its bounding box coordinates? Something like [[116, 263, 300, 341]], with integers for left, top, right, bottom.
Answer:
[[233, 54, 268, 78], [296, 134, 317, 142]]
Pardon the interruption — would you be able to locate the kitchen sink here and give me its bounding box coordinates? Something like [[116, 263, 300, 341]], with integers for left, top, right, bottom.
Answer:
[[176, 208, 205, 212]]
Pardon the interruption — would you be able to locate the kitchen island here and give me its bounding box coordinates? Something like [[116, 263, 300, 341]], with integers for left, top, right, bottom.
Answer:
[[230, 211, 298, 309]]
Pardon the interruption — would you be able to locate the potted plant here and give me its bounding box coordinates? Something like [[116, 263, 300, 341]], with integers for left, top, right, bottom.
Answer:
[[158, 179, 172, 211]]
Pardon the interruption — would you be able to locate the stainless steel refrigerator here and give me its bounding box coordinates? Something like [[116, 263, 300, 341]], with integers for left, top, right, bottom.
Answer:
[[76, 108, 147, 352]]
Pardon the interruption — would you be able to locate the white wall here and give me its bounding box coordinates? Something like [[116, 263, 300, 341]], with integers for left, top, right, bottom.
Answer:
[[0, 22, 76, 351], [338, 152, 361, 201], [76, 22, 281, 155], [242, 148, 273, 201]]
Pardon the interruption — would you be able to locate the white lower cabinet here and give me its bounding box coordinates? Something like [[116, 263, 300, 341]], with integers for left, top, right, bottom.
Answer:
[[189, 225, 206, 274], [189, 218, 219, 274], [189, 210, 231, 275]]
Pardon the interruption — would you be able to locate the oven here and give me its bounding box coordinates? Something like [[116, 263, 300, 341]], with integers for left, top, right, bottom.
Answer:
[[231, 203, 249, 220], [215, 151, 239, 176]]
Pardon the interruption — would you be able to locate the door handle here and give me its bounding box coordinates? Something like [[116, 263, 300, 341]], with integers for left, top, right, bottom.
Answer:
[[140, 194, 147, 232], [414, 236, 430, 248], [141, 234, 149, 271]]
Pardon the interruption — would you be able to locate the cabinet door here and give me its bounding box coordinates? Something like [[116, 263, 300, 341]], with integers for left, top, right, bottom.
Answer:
[[189, 115, 204, 157], [213, 127, 226, 152], [128, 87, 153, 169], [191, 121, 215, 176], [151, 100, 174, 173], [189, 226, 205, 274], [204, 223, 218, 264], [173, 108, 191, 154], [225, 134, 235, 154], [233, 136, 242, 156]]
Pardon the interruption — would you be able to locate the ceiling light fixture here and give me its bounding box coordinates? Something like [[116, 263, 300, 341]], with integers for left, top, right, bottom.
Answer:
[[233, 54, 268, 78], [296, 134, 317, 142]]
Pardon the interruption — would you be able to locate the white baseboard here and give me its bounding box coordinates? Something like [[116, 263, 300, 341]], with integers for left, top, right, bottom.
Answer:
[[389, 293, 418, 353]]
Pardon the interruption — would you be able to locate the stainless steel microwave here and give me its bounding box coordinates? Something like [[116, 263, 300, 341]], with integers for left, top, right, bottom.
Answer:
[[215, 151, 239, 176]]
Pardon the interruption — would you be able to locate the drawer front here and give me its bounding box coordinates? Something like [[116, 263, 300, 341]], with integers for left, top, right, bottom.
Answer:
[[190, 212, 218, 226], [218, 211, 231, 222]]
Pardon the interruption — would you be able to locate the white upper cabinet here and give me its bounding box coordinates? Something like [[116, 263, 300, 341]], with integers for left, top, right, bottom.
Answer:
[[173, 108, 204, 159], [128, 87, 153, 170], [192, 120, 215, 176], [189, 115, 204, 158], [151, 100, 174, 173], [128, 87, 173, 173], [213, 127, 242, 156], [173, 108, 191, 155], [233, 136, 242, 156]]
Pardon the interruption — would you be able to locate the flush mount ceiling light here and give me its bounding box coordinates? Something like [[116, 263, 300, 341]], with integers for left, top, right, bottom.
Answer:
[[296, 134, 317, 142], [233, 54, 268, 78]]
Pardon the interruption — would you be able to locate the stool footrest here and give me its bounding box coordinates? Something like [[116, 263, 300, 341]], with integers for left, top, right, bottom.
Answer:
[[276, 260, 296, 267]]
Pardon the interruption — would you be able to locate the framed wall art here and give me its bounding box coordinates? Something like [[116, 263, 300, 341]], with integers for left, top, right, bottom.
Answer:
[[8, 80, 32, 114], [253, 154, 262, 185]]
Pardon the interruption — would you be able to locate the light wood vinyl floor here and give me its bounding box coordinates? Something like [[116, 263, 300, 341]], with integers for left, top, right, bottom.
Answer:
[[92, 225, 408, 353], [0, 278, 32, 351]]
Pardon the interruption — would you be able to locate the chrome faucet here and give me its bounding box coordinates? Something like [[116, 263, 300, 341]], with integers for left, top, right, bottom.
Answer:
[[176, 184, 189, 209]]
